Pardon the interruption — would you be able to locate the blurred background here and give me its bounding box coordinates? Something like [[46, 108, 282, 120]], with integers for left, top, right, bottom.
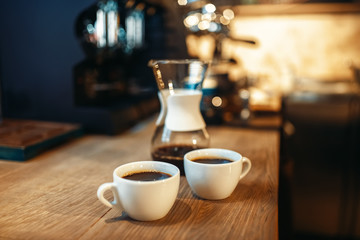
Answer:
[[0, 0, 188, 134], [1, 0, 360, 239]]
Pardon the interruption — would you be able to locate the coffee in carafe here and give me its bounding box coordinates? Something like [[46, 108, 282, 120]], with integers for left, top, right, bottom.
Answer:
[[148, 59, 210, 175]]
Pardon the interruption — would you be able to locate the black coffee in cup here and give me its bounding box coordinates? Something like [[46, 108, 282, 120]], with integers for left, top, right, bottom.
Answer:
[[122, 171, 171, 181], [192, 157, 233, 164]]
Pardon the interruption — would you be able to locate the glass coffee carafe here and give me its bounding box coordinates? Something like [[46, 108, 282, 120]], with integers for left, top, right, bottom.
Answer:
[[148, 59, 210, 175]]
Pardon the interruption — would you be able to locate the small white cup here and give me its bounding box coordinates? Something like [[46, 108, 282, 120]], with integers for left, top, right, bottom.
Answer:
[[97, 161, 180, 221], [184, 148, 251, 200]]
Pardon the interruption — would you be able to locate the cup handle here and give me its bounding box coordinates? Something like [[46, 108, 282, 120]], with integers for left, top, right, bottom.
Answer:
[[239, 157, 252, 180], [97, 182, 124, 211]]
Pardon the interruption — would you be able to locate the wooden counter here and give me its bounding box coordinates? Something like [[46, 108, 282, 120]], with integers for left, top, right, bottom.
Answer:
[[0, 118, 280, 240]]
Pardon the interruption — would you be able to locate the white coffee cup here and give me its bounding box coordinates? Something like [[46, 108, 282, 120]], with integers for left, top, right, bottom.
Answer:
[[97, 161, 180, 221], [184, 148, 251, 200]]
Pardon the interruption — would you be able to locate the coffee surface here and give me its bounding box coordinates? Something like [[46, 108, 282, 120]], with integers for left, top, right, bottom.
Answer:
[[192, 157, 233, 164], [122, 171, 171, 181]]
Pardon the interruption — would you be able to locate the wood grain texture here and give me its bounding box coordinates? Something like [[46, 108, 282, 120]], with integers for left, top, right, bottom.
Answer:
[[0, 118, 279, 240]]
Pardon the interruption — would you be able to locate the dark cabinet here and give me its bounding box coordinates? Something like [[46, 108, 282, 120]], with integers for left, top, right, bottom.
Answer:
[[281, 91, 360, 239]]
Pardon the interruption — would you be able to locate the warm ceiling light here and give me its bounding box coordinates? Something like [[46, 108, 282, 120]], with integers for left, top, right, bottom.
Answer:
[[184, 14, 200, 27], [223, 9, 234, 20], [220, 16, 230, 25], [212, 96, 222, 107], [201, 13, 212, 21], [198, 20, 210, 30], [204, 3, 216, 13], [178, 0, 187, 5]]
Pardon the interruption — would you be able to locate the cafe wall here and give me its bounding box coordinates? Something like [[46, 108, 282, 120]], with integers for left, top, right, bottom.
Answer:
[[223, 12, 360, 92], [183, 5, 360, 113], [0, 0, 93, 121]]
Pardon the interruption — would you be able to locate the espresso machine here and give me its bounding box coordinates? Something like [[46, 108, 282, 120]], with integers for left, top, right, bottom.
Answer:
[[72, 0, 189, 134], [74, 0, 165, 106]]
